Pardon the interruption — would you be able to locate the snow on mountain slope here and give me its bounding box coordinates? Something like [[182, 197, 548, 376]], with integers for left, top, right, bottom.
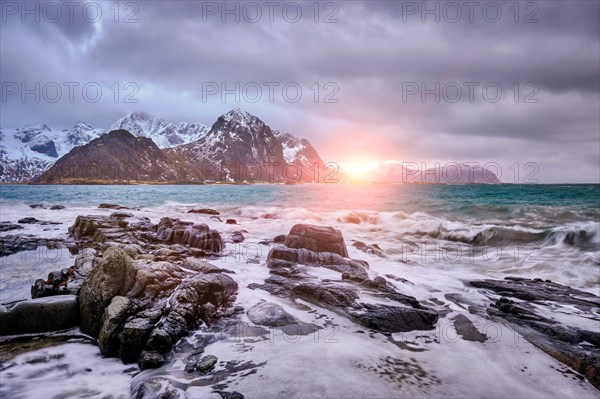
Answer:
[[169, 108, 287, 182], [273, 130, 324, 168], [111, 112, 209, 149], [1, 113, 209, 182], [169, 109, 326, 183], [0, 123, 105, 182], [0, 109, 324, 183]]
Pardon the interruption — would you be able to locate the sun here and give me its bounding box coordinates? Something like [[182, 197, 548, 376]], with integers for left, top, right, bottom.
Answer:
[[344, 161, 379, 179]]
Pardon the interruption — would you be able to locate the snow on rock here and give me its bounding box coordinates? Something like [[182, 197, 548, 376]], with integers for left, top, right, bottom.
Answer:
[[111, 112, 208, 149], [1, 113, 208, 182]]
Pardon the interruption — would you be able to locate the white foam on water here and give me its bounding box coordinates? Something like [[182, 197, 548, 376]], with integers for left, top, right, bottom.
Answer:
[[1, 201, 599, 397], [0, 342, 138, 399]]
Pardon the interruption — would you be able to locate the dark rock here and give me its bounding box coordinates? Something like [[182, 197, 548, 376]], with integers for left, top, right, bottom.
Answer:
[[98, 296, 132, 356], [133, 378, 185, 399], [273, 234, 287, 244], [0, 235, 64, 257], [79, 247, 137, 337], [0, 221, 23, 232], [30, 139, 58, 158], [292, 283, 359, 308], [153, 248, 182, 262], [267, 246, 369, 281], [188, 208, 220, 215], [138, 351, 165, 369], [120, 317, 157, 364], [453, 314, 487, 342], [231, 231, 245, 243], [284, 224, 348, 257], [186, 354, 218, 373], [471, 277, 600, 307], [156, 218, 223, 254], [18, 217, 39, 224], [226, 219, 237, 225], [349, 304, 438, 333], [18, 217, 61, 225], [50, 205, 65, 210], [0, 295, 79, 335], [352, 241, 385, 257], [99, 203, 130, 210], [111, 211, 134, 218], [29, 204, 46, 209], [219, 392, 245, 399], [183, 257, 224, 274], [472, 277, 600, 389], [247, 301, 298, 327]]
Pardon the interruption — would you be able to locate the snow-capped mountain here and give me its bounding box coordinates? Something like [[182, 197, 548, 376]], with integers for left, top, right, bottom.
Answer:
[[0, 122, 104, 182], [169, 109, 321, 183], [111, 112, 209, 149], [0, 113, 209, 182], [0, 108, 323, 182], [273, 130, 325, 172]]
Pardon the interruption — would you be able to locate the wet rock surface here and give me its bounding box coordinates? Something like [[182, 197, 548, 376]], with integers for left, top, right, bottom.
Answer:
[[0, 222, 23, 233], [352, 241, 385, 258], [252, 224, 438, 334], [0, 296, 79, 335], [471, 277, 600, 389], [74, 247, 239, 369], [188, 208, 220, 215], [284, 224, 348, 257], [0, 235, 65, 257]]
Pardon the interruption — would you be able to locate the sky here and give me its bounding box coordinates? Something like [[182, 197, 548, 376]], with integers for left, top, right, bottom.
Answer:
[[1, 0, 599, 183]]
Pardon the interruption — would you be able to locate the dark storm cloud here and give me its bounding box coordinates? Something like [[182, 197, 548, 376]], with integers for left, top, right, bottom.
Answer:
[[0, 0, 598, 182]]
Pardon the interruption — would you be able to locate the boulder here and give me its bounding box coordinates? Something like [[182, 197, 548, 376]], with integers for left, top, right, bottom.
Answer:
[[98, 296, 132, 356], [156, 218, 223, 254], [0, 295, 79, 335], [284, 224, 348, 257], [231, 231, 245, 243], [50, 205, 65, 210], [247, 301, 298, 327], [79, 247, 137, 337], [185, 354, 218, 373]]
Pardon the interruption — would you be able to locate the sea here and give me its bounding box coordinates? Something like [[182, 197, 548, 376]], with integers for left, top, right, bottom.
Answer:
[[0, 183, 599, 398]]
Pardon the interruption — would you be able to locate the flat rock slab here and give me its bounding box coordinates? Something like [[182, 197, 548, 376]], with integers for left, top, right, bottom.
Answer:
[[471, 277, 600, 389], [0, 295, 79, 335]]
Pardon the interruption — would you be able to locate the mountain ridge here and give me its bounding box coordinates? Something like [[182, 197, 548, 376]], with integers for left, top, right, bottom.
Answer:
[[26, 109, 326, 184]]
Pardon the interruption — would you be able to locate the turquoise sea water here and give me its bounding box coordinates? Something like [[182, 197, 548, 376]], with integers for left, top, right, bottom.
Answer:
[[1, 184, 598, 220]]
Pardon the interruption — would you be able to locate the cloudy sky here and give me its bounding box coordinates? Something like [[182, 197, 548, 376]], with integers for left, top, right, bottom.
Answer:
[[1, 0, 599, 182]]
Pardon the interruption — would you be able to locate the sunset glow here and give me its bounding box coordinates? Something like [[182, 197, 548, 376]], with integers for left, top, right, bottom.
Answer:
[[343, 161, 380, 178]]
